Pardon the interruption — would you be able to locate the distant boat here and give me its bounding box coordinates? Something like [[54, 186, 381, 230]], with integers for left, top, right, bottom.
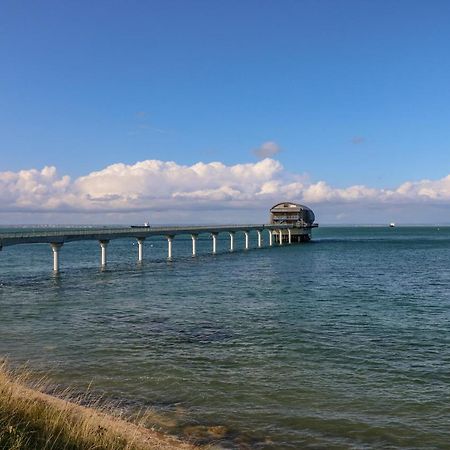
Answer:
[[130, 221, 150, 228], [389, 223, 396, 228]]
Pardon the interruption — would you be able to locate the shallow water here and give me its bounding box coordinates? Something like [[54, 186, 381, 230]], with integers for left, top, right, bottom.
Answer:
[[1, 226, 449, 449]]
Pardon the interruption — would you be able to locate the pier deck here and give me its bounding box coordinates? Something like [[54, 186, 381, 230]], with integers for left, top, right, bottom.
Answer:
[[0, 224, 295, 247]]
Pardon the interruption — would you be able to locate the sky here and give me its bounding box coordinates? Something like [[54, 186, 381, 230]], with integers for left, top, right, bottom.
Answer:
[[1, 0, 449, 224]]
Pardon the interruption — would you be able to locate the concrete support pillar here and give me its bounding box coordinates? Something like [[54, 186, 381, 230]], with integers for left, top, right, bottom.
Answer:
[[257, 230, 262, 248], [288, 229, 292, 244], [278, 230, 283, 245], [191, 234, 198, 256], [99, 240, 109, 267], [211, 233, 218, 254], [268, 230, 273, 246], [50, 243, 63, 273], [229, 232, 235, 251], [244, 231, 249, 250], [167, 235, 174, 259], [137, 237, 145, 262]]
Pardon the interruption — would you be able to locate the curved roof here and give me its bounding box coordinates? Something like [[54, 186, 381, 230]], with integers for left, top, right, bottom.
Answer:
[[270, 202, 313, 212]]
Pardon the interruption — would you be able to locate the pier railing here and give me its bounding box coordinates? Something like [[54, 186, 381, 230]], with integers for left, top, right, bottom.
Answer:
[[0, 224, 284, 239]]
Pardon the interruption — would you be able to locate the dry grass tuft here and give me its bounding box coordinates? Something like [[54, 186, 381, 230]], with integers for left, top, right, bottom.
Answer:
[[0, 362, 202, 450]]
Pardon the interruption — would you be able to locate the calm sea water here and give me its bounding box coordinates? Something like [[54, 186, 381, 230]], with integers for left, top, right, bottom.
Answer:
[[0, 226, 449, 449]]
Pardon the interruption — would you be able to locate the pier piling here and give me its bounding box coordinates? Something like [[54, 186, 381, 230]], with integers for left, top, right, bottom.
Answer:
[[167, 235, 174, 259], [229, 232, 235, 252], [191, 234, 197, 256], [99, 240, 109, 267], [244, 231, 249, 250], [50, 243, 63, 273], [137, 238, 145, 262], [257, 230, 262, 248], [212, 233, 218, 254]]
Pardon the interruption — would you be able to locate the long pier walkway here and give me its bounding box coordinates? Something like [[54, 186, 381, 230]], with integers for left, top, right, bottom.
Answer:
[[0, 224, 309, 273]]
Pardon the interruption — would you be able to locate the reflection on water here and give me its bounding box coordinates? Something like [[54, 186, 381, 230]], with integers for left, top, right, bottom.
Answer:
[[1, 227, 450, 448]]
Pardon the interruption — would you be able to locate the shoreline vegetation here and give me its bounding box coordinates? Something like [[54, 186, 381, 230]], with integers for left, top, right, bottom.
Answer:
[[0, 362, 212, 450]]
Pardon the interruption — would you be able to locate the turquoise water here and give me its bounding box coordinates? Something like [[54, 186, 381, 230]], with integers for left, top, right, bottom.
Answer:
[[1, 226, 449, 449]]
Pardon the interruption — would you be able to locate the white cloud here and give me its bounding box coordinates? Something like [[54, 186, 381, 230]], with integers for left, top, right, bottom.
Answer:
[[0, 159, 449, 223], [0, 167, 71, 211]]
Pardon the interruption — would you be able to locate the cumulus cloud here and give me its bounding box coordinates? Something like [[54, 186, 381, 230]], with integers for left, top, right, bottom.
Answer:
[[252, 141, 282, 159], [0, 159, 449, 223], [0, 166, 71, 211], [71, 159, 283, 210]]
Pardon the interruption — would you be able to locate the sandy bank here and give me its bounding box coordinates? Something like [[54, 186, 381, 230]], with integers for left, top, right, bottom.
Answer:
[[0, 363, 212, 449]]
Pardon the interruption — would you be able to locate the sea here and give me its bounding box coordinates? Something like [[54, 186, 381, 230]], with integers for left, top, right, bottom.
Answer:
[[0, 226, 449, 449]]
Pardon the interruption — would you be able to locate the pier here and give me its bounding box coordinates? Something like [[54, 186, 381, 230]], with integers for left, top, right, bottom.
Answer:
[[0, 223, 314, 273]]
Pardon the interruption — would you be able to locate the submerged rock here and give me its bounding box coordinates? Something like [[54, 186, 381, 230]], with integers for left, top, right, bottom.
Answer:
[[183, 424, 229, 440]]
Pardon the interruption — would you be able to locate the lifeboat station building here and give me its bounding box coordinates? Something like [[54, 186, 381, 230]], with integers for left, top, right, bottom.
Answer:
[[270, 202, 318, 243]]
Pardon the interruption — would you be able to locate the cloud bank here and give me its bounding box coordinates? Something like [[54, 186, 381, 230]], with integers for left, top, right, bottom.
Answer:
[[0, 159, 449, 224]]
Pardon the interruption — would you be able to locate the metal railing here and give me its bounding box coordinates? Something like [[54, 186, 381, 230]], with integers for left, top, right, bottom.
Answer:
[[0, 223, 295, 240]]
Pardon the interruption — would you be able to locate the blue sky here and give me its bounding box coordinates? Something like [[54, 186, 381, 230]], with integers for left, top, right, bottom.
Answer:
[[1, 1, 450, 223]]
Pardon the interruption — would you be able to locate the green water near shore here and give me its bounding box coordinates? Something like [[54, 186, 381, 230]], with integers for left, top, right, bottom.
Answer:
[[1, 226, 449, 448]]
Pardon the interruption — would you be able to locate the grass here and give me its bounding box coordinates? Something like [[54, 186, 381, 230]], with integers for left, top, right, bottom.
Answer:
[[0, 362, 201, 450]]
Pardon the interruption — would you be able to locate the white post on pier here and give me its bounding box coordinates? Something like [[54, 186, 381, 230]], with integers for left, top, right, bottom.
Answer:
[[268, 230, 273, 246], [257, 230, 262, 248], [137, 237, 145, 262], [211, 233, 218, 254], [167, 235, 174, 259], [50, 243, 63, 273], [244, 231, 249, 250], [191, 234, 198, 256], [229, 232, 235, 251], [100, 240, 109, 267], [288, 229, 292, 244], [278, 230, 283, 246]]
